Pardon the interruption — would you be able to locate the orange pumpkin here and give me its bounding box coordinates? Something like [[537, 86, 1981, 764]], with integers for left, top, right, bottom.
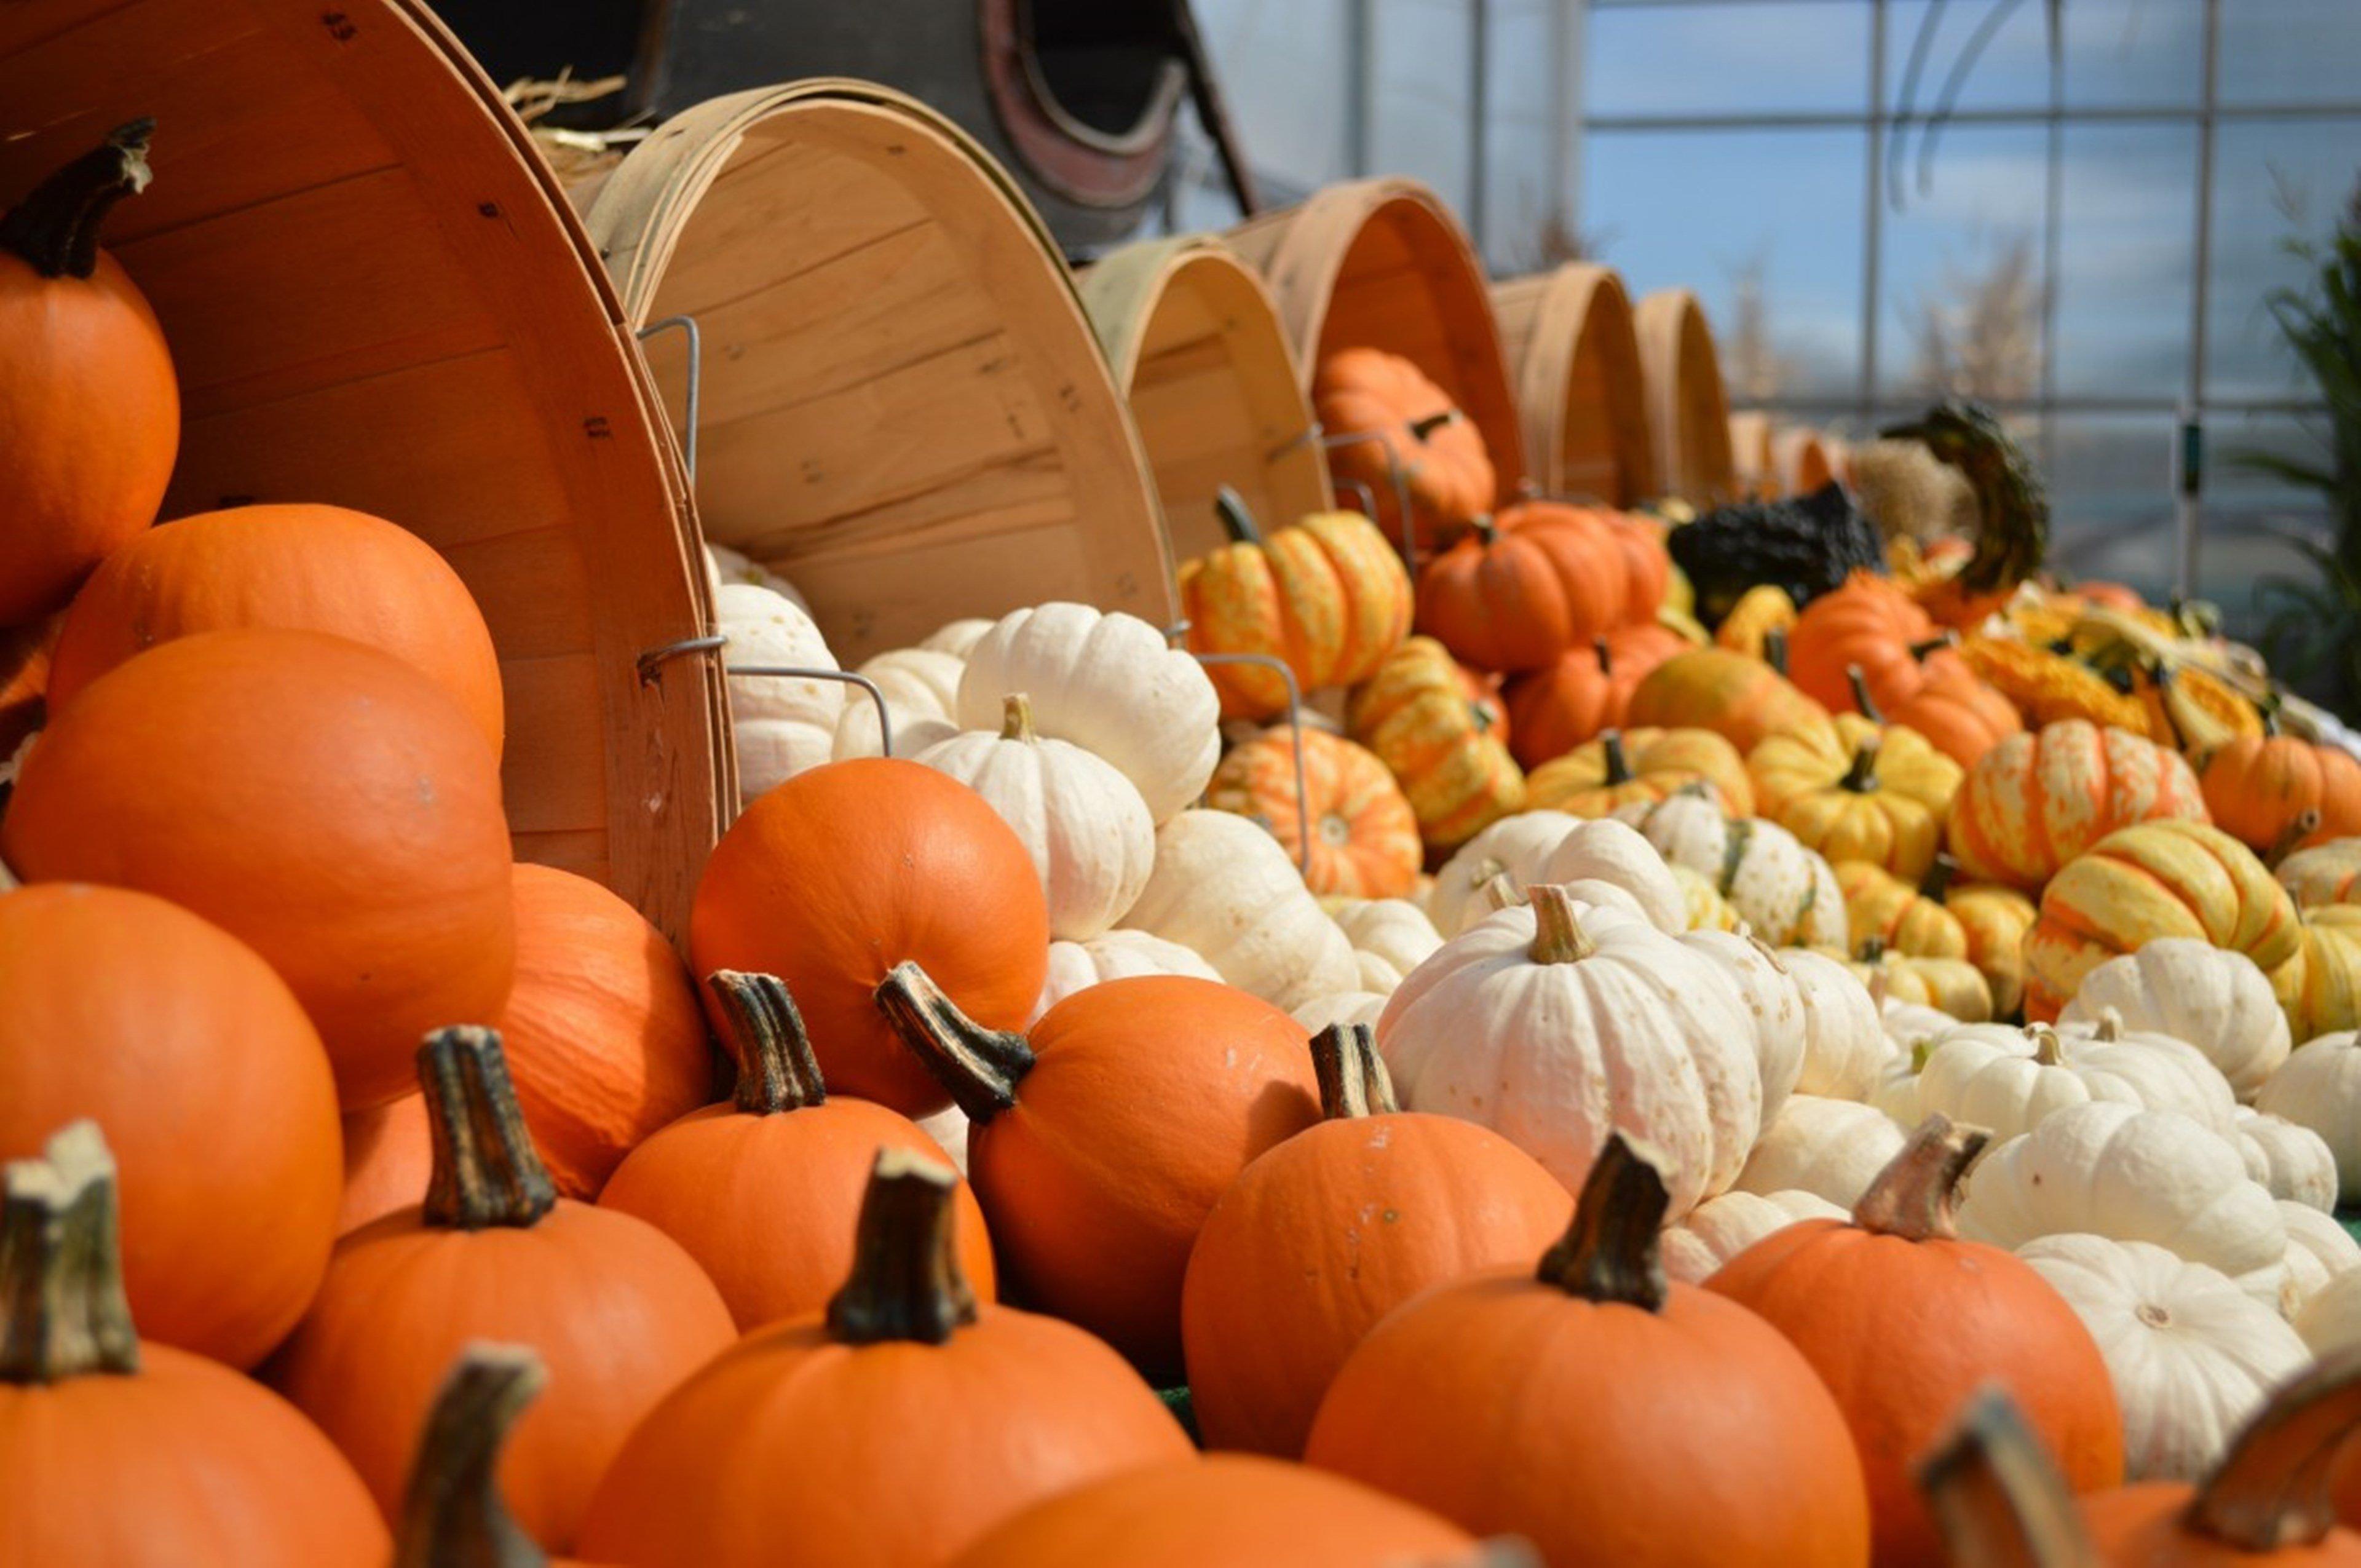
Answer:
[[1205, 726, 1420, 898], [579, 1149, 1194, 1567], [878, 968, 1320, 1382], [338, 1093, 429, 1238], [1344, 635, 1525, 850], [1786, 571, 1947, 716], [0, 122, 178, 626], [600, 970, 995, 1331], [1180, 1023, 1570, 1457], [689, 758, 1050, 1117], [0, 884, 341, 1372], [2199, 723, 2361, 860], [1708, 1117, 2125, 1567], [0, 1122, 389, 1566], [497, 863, 714, 1200], [1502, 622, 1688, 770], [1878, 661, 2024, 770], [1179, 491, 1412, 719], [1313, 347, 1497, 550], [1305, 1136, 1872, 1565], [1415, 502, 1667, 675], [2, 628, 516, 1111], [1625, 646, 1843, 756], [1525, 726, 1756, 818], [1947, 719, 2210, 893], [49, 503, 506, 754], [267, 1028, 737, 1551]]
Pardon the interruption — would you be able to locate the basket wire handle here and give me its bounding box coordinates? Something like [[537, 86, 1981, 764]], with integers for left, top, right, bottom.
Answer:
[[1188, 651, 1311, 878], [636, 313, 703, 488], [724, 665, 893, 759]]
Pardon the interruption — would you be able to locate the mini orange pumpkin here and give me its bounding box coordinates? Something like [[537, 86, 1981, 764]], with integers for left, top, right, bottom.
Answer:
[[1344, 636, 1525, 850], [1313, 347, 1497, 550], [1415, 502, 1667, 675], [1206, 726, 1422, 898], [2199, 721, 2361, 860], [1875, 660, 2024, 770], [1525, 726, 1755, 818], [1786, 571, 1948, 717], [1502, 623, 1688, 770], [1624, 646, 1842, 756]]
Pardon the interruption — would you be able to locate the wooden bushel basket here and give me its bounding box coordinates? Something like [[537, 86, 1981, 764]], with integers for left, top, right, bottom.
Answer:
[[1774, 426, 1840, 496], [580, 80, 1177, 665], [1076, 236, 1330, 569], [1634, 288, 1739, 508], [0, 0, 726, 943], [1490, 263, 1659, 507], [1226, 178, 1527, 507]]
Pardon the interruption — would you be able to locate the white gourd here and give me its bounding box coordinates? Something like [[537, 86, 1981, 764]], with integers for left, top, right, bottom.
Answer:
[[703, 542, 809, 611], [2278, 838, 2361, 910], [717, 582, 841, 804], [2233, 1107, 2339, 1213], [920, 618, 994, 659], [2295, 1264, 2361, 1356], [1536, 818, 1687, 935], [1423, 811, 1584, 936], [2018, 1233, 2311, 1483], [1880, 995, 1958, 1058], [832, 647, 966, 760], [1912, 1021, 2237, 1146], [1660, 1189, 1847, 1285], [1027, 930, 1222, 1023], [1291, 991, 1389, 1035], [1377, 887, 1763, 1215], [1680, 932, 1805, 1128], [917, 695, 1155, 943], [2057, 940, 2292, 1100], [1871, 1050, 1924, 1125], [1123, 810, 1358, 1010], [1615, 788, 1846, 948], [2255, 1031, 2361, 1202], [1784, 947, 1891, 1102], [1329, 898, 1443, 993], [955, 604, 1219, 823], [2277, 1201, 2361, 1317], [1732, 1095, 1905, 1210]]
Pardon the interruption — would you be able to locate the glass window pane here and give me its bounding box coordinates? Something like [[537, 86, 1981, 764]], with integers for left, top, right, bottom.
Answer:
[[1875, 122, 2049, 404], [1482, 0, 1563, 268], [2205, 116, 2361, 402], [2198, 411, 2339, 653], [1884, 0, 2051, 118], [1190, 0, 1354, 193], [1581, 127, 1867, 401], [2054, 122, 2197, 399], [2047, 414, 2181, 604], [2062, 0, 2203, 109], [1372, 0, 1473, 212], [2220, 0, 2361, 108], [1586, 2, 1869, 119]]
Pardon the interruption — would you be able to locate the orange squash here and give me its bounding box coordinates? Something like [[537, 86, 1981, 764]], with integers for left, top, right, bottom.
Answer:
[[1877, 662, 2024, 770], [1502, 622, 1688, 770], [1313, 347, 1497, 550], [1206, 726, 1421, 898], [1708, 1117, 2124, 1567], [0, 122, 178, 625], [49, 503, 505, 754], [600, 970, 994, 1331], [689, 758, 1050, 1117], [1415, 502, 1667, 675], [1947, 719, 2209, 893], [579, 1149, 1194, 1567], [2, 628, 515, 1111], [2199, 723, 2361, 860], [878, 968, 1319, 1382], [1343, 636, 1525, 850], [267, 1028, 736, 1551], [1526, 725, 1755, 818], [0, 1122, 389, 1566], [1305, 1137, 1872, 1565], [1624, 646, 1843, 756], [0, 884, 341, 1371], [1786, 571, 1948, 716], [1180, 1024, 1570, 1457]]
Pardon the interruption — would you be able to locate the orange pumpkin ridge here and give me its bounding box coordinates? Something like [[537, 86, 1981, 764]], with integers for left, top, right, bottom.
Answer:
[[1414, 502, 1667, 675]]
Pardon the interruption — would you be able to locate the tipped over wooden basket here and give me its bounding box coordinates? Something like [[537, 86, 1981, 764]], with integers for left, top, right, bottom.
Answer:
[[1490, 263, 1658, 505], [1634, 288, 1738, 507]]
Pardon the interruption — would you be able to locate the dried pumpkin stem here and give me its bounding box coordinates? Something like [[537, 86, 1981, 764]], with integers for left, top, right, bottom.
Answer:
[[1535, 1134, 1670, 1312], [1916, 1388, 2100, 1568], [874, 961, 1035, 1124], [709, 970, 826, 1115], [1921, 854, 1958, 902], [1525, 884, 1597, 964], [1409, 408, 1463, 441], [2029, 1026, 2066, 1067], [419, 1027, 557, 1231], [1841, 738, 1883, 793], [0, 119, 154, 280], [1910, 633, 1959, 660], [1312, 1022, 1399, 1120], [826, 1147, 979, 1346], [2266, 809, 2323, 871], [0, 1121, 138, 1383], [1482, 872, 1526, 914], [1846, 663, 1887, 725], [1859, 935, 1889, 962], [1853, 1114, 1990, 1242], [393, 1344, 549, 1568], [1212, 485, 1265, 548], [1593, 636, 1613, 678], [1598, 729, 1634, 787], [2186, 1344, 2361, 1550], [2088, 1010, 2123, 1045], [999, 692, 1038, 744], [1764, 627, 1790, 677]]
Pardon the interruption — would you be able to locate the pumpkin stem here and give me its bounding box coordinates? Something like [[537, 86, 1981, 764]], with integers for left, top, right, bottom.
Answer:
[[874, 961, 1035, 1125], [1598, 729, 1635, 786], [419, 1028, 557, 1231], [1212, 485, 1265, 548], [1312, 1022, 1399, 1120], [0, 119, 153, 280], [1469, 514, 1499, 547], [0, 1121, 138, 1384], [2029, 1025, 2065, 1067], [1409, 408, 1463, 441], [710, 970, 826, 1115], [1846, 663, 1888, 725], [1482, 872, 1527, 914], [1526, 884, 1597, 964], [392, 1344, 549, 1568], [2088, 1009, 2123, 1045], [1917, 1388, 2101, 1568], [1859, 935, 1889, 962], [1593, 636, 1613, 678], [1921, 854, 1958, 902], [1763, 627, 1790, 677], [2266, 809, 2322, 871], [1853, 1114, 1990, 1243], [2185, 1344, 2361, 1551], [1910, 633, 1959, 661], [825, 1147, 979, 1347], [1535, 1133, 1669, 1312], [1841, 738, 1882, 793], [999, 692, 1038, 745]]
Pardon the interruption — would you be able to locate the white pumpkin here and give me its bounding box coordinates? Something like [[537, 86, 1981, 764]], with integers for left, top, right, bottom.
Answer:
[[2295, 1262, 2361, 1355], [1423, 811, 1584, 936], [832, 647, 966, 760], [1880, 994, 1958, 1058], [1913, 1021, 2236, 1146], [955, 603, 1219, 823], [1660, 1189, 1847, 1286], [1536, 818, 1687, 935], [1680, 932, 1805, 1127], [1669, 862, 1741, 932], [921, 618, 994, 659], [1028, 929, 1222, 1023], [2278, 837, 2361, 910], [1291, 991, 1389, 1035], [2018, 1233, 2311, 1483], [703, 542, 809, 611], [1615, 788, 1846, 949], [2277, 1201, 2361, 1317], [1732, 1095, 1905, 1210], [2057, 940, 2292, 1101], [2234, 1107, 2339, 1213], [1377, 885, 1762, 1214], [1784, 946, 1891, 1102], [1123, 810, 1358, 1010], [1328, 897, 1443, 994], [2255, 1031, 2361, 1202], [717, 582, 842, 804], [1958, 1103, 2288, 1299], [1871, 1050, 1925, 1125]]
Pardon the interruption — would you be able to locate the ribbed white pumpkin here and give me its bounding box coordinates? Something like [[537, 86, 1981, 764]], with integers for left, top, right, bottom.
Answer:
[[1615, 786, 1846, 948], [1879, 995, 1957, 1056], [832, 647, 965, 760], [921, 618, 995, 659], [955, 604, 1219, 823], [2295, 1262, 2361, 1355], [1871, 1051, 1924, 1125], [704, 542, 808, 610], [1423, 811, 1584, 936], [1537, 818, 1687, 935], [2234, 1107, 2339, 1213], [1659, 1189, 1846, 1285], [2018, 1233, 2311, 1483], [1680, 932, 1805, 1128], [2057, 940, 2292, 1101], [1377, 885, 1762, 1215], [1329, 897, 1443, 992], [1291, 991, 1388, 1035], [1913, 1020, 2236, 1146], [2255, 1031, 2361, 1202], [717, 582, 842, 804], [1959, 1104, 2288, 1300], [2277, 1202, 2361, 1317], [1027, 929, 1222, 1023], [918, 694, 1154, 943], [1124, 810, 1358, 1010], [1786, 947, 1891, 1101], [1731, 1095, 1905, 1210]]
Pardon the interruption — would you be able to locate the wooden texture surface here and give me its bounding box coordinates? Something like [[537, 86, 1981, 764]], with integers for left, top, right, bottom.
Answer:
[[1633, 288, 1738, 506], [1490, 263, 1658, 505]]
